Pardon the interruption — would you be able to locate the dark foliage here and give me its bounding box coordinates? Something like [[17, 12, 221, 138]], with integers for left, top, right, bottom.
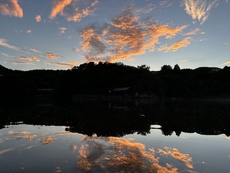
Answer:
[[1, 99, 230, 137], [1, 63, 230, 101]]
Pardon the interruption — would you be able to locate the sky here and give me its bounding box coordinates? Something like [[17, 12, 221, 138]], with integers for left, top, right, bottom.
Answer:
[[0, 0, 229, 71]]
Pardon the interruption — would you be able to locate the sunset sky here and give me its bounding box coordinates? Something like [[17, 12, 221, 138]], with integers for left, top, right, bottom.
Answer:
[[0, 0, 229, 71]]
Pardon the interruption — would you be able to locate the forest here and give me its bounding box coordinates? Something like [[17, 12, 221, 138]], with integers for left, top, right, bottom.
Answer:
[[1, 62, 230, 102]]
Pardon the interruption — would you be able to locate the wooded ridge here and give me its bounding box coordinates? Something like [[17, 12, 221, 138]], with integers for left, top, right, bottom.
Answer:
[[1, 62, 230, 101]]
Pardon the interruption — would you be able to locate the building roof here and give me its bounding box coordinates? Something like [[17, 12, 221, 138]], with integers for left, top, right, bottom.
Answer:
[[113, 87, 130, 92]]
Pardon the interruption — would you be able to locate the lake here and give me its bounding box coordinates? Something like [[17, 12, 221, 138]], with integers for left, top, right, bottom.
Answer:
[[0, 99, 230, 173]]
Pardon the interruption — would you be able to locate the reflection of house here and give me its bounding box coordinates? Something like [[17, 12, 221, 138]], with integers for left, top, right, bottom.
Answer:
[[113, 87, 130, 97], [36, 89, 54, 101]]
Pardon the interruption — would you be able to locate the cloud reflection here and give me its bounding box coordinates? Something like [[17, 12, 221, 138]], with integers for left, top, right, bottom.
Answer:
[[41, 136, 55, 144], [55, 166, 62, 173], [71, 145, 77, 152], [7, 131, 37, 142], [0, 147, 16, 155], [9, 135, 37, 142], [76, 136, 194, 172], [158, 147, 193, 169]]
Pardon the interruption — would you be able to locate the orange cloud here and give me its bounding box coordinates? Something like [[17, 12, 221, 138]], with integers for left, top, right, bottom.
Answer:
[[0, 0, 23, 18], [80, 27, 106, 57], [184, 28, 201, 36], [50, 0, 72, 19], [158, 37, 191, 52], [47, 61, 78, 68], [66, 0, 98, 22], [148, 24, 188, 39], [35, 15, 41, 22], [80, 7, 188, 63], [10, 61, 35, 65], [50, 0, 98, 22], [1, 53, 40, 62], [183, 0, 218, 24], [45, 52, 60, 59], [15, 56, 40, 62]]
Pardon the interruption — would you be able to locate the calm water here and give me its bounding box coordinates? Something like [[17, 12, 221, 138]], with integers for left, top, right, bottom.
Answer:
[[0, 99, 230, 173]]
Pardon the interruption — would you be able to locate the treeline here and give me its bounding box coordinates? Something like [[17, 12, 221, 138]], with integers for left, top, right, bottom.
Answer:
[[1, 62, 230, 101]]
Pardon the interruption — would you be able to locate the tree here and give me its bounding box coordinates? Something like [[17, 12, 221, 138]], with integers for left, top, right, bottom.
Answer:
[[137, 65, 150, 71], [173, 64, 180, 71], [161, 65, 172, 72]]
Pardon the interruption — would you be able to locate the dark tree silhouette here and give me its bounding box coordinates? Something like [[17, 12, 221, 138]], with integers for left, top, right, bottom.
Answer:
[[137, 65, 150, 71], [1, 63, 230, 100], [173, 64, 180, 71], [161, 65, 172, 72]]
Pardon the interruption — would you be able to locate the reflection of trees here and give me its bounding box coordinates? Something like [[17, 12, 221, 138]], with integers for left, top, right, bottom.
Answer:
[[1, 99, 230, 137], [159, 99, 230, 136], [161, 130, 174, 136], [66, 101, 151, 136]]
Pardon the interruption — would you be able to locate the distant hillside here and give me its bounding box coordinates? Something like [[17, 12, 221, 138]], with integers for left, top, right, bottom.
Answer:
[[0, 64, 13, 74]]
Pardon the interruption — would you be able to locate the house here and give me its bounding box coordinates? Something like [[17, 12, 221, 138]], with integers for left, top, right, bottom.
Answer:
[[112, 87, 130, 97]]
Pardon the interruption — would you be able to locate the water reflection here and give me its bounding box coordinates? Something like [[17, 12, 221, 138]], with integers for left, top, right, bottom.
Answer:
[[75, 136, 195, 173], [1, 99, 230, 172], [0, 125, 196, 173], [158, 147, 193, 169], [1, 99, 230, 137]]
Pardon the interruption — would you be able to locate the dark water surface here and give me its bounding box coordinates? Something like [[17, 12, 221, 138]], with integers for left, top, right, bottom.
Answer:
[[0, 99, 230, 173]]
